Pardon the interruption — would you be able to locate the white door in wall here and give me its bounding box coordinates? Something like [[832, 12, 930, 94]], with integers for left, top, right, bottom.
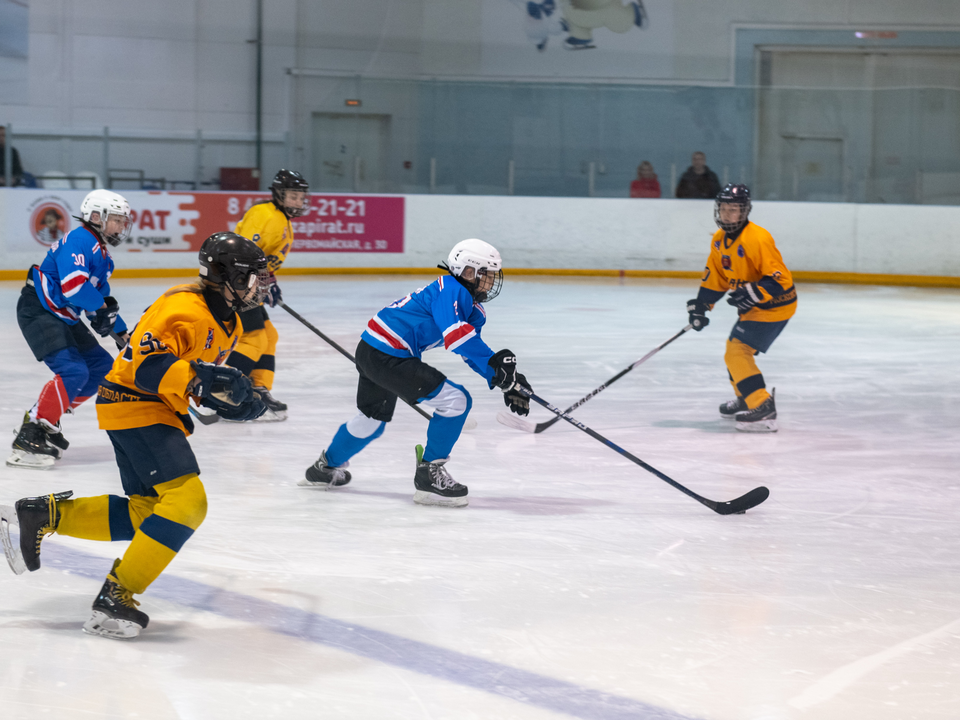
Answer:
[[311, 113, 390, 193]]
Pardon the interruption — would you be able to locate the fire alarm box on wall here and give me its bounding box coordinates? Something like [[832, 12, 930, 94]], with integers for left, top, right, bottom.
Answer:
[[220, 168, 261, 191]]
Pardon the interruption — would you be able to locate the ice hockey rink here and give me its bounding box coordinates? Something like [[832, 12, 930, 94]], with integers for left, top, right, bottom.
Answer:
[[1, 275, 958, 720]]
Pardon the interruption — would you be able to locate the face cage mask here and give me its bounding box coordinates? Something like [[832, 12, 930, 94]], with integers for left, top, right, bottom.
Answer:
[[714, 200, 751, 234], [230, 266, 271, 311], [471, 267, 503, 303], [97, 211, 134, 247], [275, 188, 310, 218]]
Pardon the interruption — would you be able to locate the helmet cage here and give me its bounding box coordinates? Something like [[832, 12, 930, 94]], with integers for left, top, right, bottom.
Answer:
[[714, 184, 752, 234], [473, 267, 503, 303], [271, 170, 310, 218], [80, 190, 133, 246]]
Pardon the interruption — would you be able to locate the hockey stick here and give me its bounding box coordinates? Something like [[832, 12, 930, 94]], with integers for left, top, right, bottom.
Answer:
[[511, 385, 769, 515], [279, 301, 434, 421], [497, 325, 692, 434]]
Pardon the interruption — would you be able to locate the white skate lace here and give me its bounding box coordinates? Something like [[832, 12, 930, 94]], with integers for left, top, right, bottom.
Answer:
[[429, 464, 459, 490]]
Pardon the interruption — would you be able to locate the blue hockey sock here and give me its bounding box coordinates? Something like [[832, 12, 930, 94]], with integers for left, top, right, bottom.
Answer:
[[325, 417, 385, 467]]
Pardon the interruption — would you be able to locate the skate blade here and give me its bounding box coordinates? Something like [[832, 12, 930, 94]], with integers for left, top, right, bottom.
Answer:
[[735, 418, 778, 433], [413, 490, 468, 508], [6, 450, 56, 470], [82, 611, 142, 640], [251, 409, 287, 423], [0, 506, 27, 575]]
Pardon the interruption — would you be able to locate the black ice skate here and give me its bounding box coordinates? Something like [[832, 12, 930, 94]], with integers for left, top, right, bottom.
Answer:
[[83, 559, 149, 640], [300, 450, 352, 488], [734, 389, 777, 433], [252, 387, 288, 423], [7, 416, 60, 470], [15, 490, 73, 571], [719, 397, 747, 419], [39, 417, 69, 459], [413, 444, 468, 508]]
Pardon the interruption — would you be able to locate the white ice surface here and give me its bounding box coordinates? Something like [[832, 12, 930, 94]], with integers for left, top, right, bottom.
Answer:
[[1, 276, 959, 720]]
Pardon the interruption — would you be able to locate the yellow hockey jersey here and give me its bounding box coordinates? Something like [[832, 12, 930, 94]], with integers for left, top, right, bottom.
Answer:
[[698, 221, 797, 323], [235, 201, 293, 273], [96, 285, 242, 435]]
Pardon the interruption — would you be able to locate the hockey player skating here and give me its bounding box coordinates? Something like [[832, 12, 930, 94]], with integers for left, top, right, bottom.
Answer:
[[302, 239, 533, 507], [225, 169, 310, 422], [686, 184, 797, 432], [9, 190, 134, 469], [4, 233, 267, 639]]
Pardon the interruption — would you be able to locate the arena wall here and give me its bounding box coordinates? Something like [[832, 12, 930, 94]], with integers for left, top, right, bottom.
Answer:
[[1, 190, 957, 286]]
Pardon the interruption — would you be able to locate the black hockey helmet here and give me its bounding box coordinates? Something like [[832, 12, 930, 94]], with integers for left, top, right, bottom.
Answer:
[[270, 169, 310, 218], [714, 183, 752, 234], [198, 232, 269, 310]]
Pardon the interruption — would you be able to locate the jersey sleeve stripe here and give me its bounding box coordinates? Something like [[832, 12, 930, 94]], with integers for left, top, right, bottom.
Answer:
[[367, 317, 412, 352], [60, 269, 91, 297], [443, 323, 476, 350]]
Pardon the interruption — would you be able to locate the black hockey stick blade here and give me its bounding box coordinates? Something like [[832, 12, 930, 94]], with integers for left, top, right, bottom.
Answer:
[[707, 485, 770, 515]]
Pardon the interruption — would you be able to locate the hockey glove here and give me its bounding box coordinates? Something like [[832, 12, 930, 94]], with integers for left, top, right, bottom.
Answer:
[[503, 373, 532, 416], [90, 296, 120, 337], [265, 272, 282, 308], [190, 361, 253, 410], [488, 349, 519, 390], [727, 283, 762, 312], [113, 330, 131, 351], [215, 394, 267, 422], [686, 299, 710, 331]]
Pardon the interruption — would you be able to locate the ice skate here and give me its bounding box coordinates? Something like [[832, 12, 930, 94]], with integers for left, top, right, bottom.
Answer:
[[300, 450, 351, 488], [413, 445, 468, 508], [735, 389, 778, 433], [251, 387, 287, 422], [719, 397, 747, 419], [15, 491, 73, 571], [7, 416, 59, 469], [83, 559, 149, 640], [38, 417, 69, 459]]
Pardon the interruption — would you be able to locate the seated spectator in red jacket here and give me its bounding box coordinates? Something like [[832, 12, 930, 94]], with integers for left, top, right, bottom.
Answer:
[[629, 161, 661, 198]]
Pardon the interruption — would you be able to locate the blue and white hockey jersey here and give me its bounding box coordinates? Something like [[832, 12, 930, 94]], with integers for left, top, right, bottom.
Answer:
[[362, 275, 496, 384], [30, 225, 127, 332]]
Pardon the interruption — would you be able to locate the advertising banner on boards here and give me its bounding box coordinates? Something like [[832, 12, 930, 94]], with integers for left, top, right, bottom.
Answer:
[[3, 190, 405, 254]]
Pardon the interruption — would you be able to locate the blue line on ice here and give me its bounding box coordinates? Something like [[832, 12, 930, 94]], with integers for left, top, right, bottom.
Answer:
[[44, 544, 699, 720]]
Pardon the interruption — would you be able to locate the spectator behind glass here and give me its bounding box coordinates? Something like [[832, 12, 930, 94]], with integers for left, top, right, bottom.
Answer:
[[0, 126, 25, 187], [629, 161, 661, 198], [675, 151, 721, 199]]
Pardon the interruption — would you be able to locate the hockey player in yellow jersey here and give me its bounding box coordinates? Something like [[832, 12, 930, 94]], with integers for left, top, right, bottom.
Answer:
[[5, 233, 267, 639], [226, 168, 310, 422], [686, 184, 796, 432]]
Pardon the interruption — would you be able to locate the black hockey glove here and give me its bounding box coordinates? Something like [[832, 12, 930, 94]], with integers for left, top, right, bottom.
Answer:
[[113, 330, 130, 351], [727, 283, 762, 312], [488, 349, 518, 390], [265, 272, 282, 308], [503, 373, 532, 416], [686, 299, 710, 331], [90, 296, 120, 337], [191, 361, 253, 410], [215, 394, 267, 422]]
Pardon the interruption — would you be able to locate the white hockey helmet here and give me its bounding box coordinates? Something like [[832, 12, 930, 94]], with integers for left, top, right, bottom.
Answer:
[[80, 189, 133, 247], [444, 238, 503, 302]]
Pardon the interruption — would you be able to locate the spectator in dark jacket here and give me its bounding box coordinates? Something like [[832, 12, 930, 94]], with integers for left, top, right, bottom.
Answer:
[[0, 126, 24, 187], [675, 151, 720, 199], [629, 161, 661, 198]]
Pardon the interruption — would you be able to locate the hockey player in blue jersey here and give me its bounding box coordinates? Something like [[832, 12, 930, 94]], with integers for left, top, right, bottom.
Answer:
[[9, 189, 134, 469], [302, 238, 533, 507]]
